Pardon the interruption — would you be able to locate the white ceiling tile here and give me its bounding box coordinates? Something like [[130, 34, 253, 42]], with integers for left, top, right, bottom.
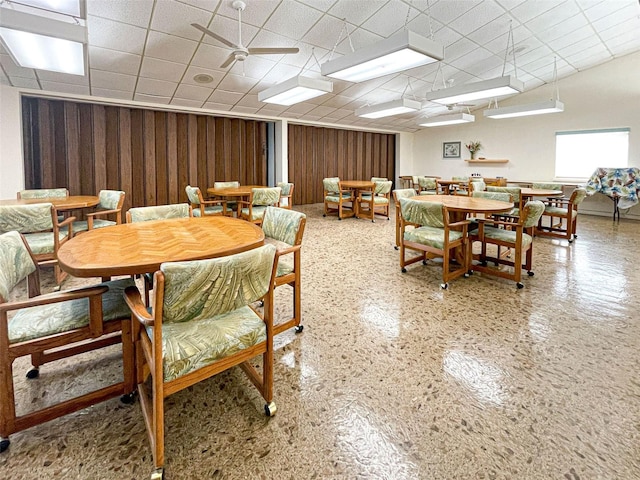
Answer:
[[40, 82, 90, 95], [174, 83, 213, 102], [91, 69, 136, 91], [201, 12, 258, 48], [493, 0, 529, 10], [571, 50, 612, 71], [236, 94, 262, 108], [259, 63, 307, 84], [361, 0, 420, 38], [598, 17, 640, 42], [136, 77, 178, 97], [303, 115, 322, 121], [308, 105, 337, 117], [546, 25, 594, 51], [582, 0, 633, 22], [603, 29, 640, 51], [144, 31, 199, 64], [140, 57, 187, 83], [534, 14, 589, 44], [483, 24, 534, 54], [264, 0, 323, 40], [208, 89, 244, 105], [335, 28, 384, 56], [566, 44, 610, 66], [191, 43, 234, 71], [448, 1, 506, 36], [328, 1, 386, 26], [591, 3, 640, 32], [445, 38, 481, 61], [134, 93, 171, 104], [87, 0, 154, 28], [525, 1, 581, 33], [429, 0, 479, 26], [91, 88, 134, 100], [171, 98, 205, 108], [555, 36, 601, 59], [284, 103, 316, 115], [203, 102, 233, 111], [175, 0, 221, 12], [611, 39, 640, 57], [508, 0, 562, 24], [216, 0, 279, 27], [0, 54, 36, 78], [304, 15, 347, 51], [87, 15, 147, 55], [151, 0, 213, 41], [237, 55, 277, 79], [10, 77, 40, 88], [320, 95, 354, 108], [89, 46, 141, 76], [36, 70, 89, 85], [231, 105, 259, 114], [217, 73, 258, 92], [465, 13, 515, 46], [298, 0, 338, 12]]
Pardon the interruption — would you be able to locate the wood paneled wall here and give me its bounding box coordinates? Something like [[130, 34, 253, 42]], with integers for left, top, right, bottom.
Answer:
[[287, 124, 395, 205], [21, 97, 268, 213]]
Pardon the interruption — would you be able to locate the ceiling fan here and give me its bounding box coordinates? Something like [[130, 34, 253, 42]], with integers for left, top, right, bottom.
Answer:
[[192, 0, 299, 69]]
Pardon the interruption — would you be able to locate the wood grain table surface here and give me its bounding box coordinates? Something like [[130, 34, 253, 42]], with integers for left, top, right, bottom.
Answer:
[[206, 185, 266, 197], [0, 195, 100, 210]]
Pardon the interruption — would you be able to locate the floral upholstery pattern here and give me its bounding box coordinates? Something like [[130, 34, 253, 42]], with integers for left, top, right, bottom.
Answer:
[[361, 181, 392, 203], [585, 168, 640, 209], [23, 231, 68, 254], [400, 198, 444, 228], [241, 205, 268, 221], [522, 201, 545, 228], [471, 191, 512, 203], [532, 182, 563, 191], [487, 186, 522, 215], [481, 226, 533, 249], [471, 180, 486, 192], [213, 181, 240, 189], [127, 203, 190, 222], [404, 226, 463, 250], [277, 182, 293, 195], [0, 231, 36, 301], [251, 187, 281, 206], [323, 177, 341, 194], [543, 189, 586, 218], [185, 185, 225, 217], [8, 278, 134, 344], [153, 244, 276, 381], [0, 203, 54, 234], [73, 190, 125, 232], [18, 188, 67, 199], [262, 206, 306, 246], [371, 177, 388, 183], [393, 189, 417, 202], [185, 185, 201, 205], [418, 177, 438, 191]]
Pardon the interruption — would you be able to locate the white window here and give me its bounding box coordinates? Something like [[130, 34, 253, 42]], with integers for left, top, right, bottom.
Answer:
[[555, 128, 630, 180]]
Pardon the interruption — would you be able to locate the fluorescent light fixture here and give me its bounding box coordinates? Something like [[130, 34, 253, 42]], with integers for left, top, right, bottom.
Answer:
[[321, 30, 444, 83], [17, 0, 84, 18], [483, 99, 564, 119], [258, 75, 333, 106], [356, 98, 422, 119], [425, 75, 524, 105], [0, 7, 87, 76], [418, 112, 475, 127]]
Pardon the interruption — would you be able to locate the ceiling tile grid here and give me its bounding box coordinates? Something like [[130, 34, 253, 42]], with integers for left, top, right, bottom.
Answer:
[[0, 0, 638, 133]]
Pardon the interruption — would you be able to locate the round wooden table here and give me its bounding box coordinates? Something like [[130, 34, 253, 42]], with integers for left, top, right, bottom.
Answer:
[[0, 195, 99, 210], [206, 185, 266, 197], [341, 180, 375, 219], [57, 216, 264, 278], [409, 194, 513, 220]]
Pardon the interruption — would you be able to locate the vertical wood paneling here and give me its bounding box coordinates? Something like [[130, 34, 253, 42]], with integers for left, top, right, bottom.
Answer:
[[288, 124, 396, 205], [21, 97, 268, 208]]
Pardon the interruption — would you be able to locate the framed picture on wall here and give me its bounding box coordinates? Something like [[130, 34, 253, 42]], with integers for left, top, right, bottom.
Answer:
[[443, 141, 461, 158]]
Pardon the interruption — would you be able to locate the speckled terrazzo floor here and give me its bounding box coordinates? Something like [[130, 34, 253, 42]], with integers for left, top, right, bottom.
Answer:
[[1, 204, 639, 480]]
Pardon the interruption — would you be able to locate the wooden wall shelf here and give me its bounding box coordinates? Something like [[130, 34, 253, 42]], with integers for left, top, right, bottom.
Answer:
[[465, 159, 509, 163]]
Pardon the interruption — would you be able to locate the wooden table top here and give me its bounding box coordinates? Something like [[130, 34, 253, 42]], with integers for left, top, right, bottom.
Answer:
[[341, 180, 374, 189], [57, 216, 264, 278], [520, 188, 564, 197], [410, 194, 513, 213], [207, 185, 266, 197], [0, 195, 99, 210]]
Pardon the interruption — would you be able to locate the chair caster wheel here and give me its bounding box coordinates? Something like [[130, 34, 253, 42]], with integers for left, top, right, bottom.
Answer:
[[467, 270, 473, 276], [338, 217, 342, 221], [394, 245, 399, 250], [0, 437, 9, 453], [322, 214, 326, 217], [422, 259, 428, 265], [401, 268, 407, 273], [464, 272, 470, 278], [440, 283, 448, 290], [265, 402, 277, 417], [568, 238, 573, 243], [481, 261, 487, 267], [26, 368, 39, 379], [294, 325, 304, 333], [259, 300, 264, 307], [517, 282, 524, 289], [120, 392, 136, 405], [150, 468, 164, 480], [527, 271, 534, 277]]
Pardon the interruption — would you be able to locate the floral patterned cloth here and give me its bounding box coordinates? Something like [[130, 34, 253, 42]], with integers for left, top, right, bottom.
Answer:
[[127, 203, 191, 222], [584, 168, 640, 209], [18, 188, 67, 199], [0, 231, 36, 301]]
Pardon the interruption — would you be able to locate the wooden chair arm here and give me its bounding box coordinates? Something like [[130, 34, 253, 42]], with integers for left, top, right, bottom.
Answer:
[[57, 215, 76, 227], [86, 209, 120, 218], [124, 285, 155, 326], [473, 218, 522, 228], [0, 285, 108, 313], [201, 199, 227, 207], [448, 219, 471, 228], [275, 244, 301, 257]]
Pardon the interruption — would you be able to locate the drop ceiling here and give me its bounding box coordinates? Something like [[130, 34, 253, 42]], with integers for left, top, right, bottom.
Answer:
[[1, 0, 639, 133]]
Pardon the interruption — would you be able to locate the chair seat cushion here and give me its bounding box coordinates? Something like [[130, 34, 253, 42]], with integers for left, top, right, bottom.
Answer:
[[482, 226, 533, 248], [264, 237, 294, 277], [72, 219, 116, 232], [404, 226, 463, 250], [8, 278, 135, 344], [150, 305, 266, 382], [193, 206, 225, 217], [325, 194, 351, 202], [544, 206, 575, 218], [419, 191, 437, 195], [23, 231, 69, 255], [241, 206, 267, 221]]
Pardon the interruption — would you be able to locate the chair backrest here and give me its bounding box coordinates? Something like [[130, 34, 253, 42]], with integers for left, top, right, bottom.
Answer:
[[399, 198, 444, 228], [276, 182, 294, 196], [487, 186, 522, 206], [417, 176, 437, 191], [371, 177, 388, 183], [127, 203, 191, 223], [570, 187, 588, 207], [521, 200, 546, 228], [251, 187, 281, 206], [262, 206, 306, 246], [160, 244, 276, 324], [452, 176, 469, 181], [17, 188, 68, 199], [0, 203, 54, 234], [374, 180, 393, 195], [532, 182, 563, 191], [470, 180, 486, 192], [185, 185, 202, 206], [0, 231, 37, 302], [323, 177, 340, 194], [471, 191, 513, 203], [392, 188, 417, 206], [213, 181, 240, 189], [98, 190, 126, 210]]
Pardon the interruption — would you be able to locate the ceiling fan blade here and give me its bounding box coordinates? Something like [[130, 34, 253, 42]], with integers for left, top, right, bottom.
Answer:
[[191, 23, 238, 49], [248, 47, 300, 55], [220, 53, 237, 69]]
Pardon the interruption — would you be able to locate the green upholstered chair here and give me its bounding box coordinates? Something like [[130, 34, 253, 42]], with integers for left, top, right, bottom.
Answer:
[[0, 202, 74, 286], [126, 203, 192, 223], [452, 176, 471, 196], [213, 181, 240, 213], [392, 188, 418, 250], [399, 198, 470, 289], [72, 190, 126, 233], [17, 188, 68, 199], [470, 179, 486, 192], [358, 180, 392, 222], [323, 177, 353, 220], [487, 186, 523, 218], [122, 244, 277, 480], [532, 182, 564, 192], [371, 176, 388, 183], [239, 187, 282, 225], [417, 176, 439, 195], [469, 200, 545, 288], [276, 182, 295, 209], [185, 185, 227, 217], [536, 187, 588, 243], [262, 206, 307, 335], [0, 231, 135, 453]]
